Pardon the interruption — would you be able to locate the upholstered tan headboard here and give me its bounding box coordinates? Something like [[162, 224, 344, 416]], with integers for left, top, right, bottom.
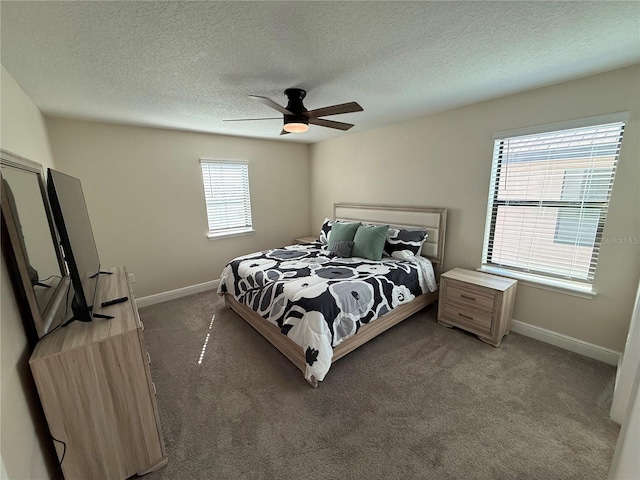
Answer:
[[333, 203, 447, 277]]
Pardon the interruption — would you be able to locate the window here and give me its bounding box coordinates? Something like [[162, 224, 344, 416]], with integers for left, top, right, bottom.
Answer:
[[481, 118, 626, 294], [200, 159, 253, 238]]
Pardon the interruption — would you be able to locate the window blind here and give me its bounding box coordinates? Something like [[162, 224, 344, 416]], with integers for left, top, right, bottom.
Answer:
[[482, 121, 625, 285], [200, 160, 252, 236]]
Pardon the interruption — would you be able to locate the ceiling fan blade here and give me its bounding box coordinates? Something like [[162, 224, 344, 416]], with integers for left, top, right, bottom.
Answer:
[[223, 117, 281, 122], [249, 95, 293, 115], [279, 129, 290, 136], [308, 118, 354, 131], [304, 102, 363, 119]]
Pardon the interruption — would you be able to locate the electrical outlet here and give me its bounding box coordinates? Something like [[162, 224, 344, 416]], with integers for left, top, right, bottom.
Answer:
[[128, 273, 136, 284]]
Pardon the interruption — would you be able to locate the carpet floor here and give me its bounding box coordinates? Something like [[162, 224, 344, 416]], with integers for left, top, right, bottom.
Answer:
[[140, 291, 619, 480]]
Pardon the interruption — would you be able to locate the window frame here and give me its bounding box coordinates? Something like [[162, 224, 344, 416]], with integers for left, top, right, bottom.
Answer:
[[480, 113, 628, 297], [199, 158, 254, 240]]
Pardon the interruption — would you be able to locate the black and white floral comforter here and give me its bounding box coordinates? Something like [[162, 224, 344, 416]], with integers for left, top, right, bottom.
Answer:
[[217, 242, 436, 382]]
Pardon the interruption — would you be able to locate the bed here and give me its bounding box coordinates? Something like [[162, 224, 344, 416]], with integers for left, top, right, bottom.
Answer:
[[218, 203, 447, 387]]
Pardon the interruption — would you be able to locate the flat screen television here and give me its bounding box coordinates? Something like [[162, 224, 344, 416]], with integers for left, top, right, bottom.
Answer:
[[47, 169, 101, 324]]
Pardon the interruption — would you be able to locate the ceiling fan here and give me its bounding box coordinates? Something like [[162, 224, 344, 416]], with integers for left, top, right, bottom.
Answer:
[[224, 88, 363, 135]]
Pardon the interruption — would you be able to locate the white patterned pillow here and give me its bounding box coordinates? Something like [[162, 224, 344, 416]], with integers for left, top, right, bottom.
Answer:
[[385, 227, 428, 256], [319, 218, 334, 245]]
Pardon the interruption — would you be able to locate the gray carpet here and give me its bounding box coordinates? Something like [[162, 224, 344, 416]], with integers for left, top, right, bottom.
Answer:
[[140, 291, 619, 480]]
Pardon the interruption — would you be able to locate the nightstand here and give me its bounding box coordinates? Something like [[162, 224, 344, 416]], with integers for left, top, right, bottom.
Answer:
[[295, 236, 318, 244], [437, 268, 517, 347]]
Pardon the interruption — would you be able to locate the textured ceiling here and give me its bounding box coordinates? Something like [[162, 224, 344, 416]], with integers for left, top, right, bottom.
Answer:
[[1, 1, 639, 144]]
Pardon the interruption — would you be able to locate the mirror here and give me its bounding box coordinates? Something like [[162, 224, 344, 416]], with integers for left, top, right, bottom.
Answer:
[[1, 149, 69, 338]]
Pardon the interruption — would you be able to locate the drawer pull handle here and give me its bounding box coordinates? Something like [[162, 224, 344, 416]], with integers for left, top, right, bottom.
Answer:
[[458, 313, 474, 320], [152, 382, 157, 395], [146, 352, 151, 364], [460, 294, 476, 301]]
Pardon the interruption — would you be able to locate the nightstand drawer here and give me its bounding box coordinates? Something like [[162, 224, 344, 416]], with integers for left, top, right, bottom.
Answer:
[[442, 301, 492, 333], [445, 281, 496, 312]]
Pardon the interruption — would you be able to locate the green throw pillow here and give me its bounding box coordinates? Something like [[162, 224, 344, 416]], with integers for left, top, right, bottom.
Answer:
[[328, 222, 361, 248], [352, 224, 390, 261]]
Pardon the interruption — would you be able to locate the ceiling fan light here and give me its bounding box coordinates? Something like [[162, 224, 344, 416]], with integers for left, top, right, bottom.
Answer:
[[283, 122, 309, 133]]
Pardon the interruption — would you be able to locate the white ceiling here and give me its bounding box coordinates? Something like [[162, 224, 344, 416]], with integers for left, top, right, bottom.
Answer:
[[2, 1, 639, 144]]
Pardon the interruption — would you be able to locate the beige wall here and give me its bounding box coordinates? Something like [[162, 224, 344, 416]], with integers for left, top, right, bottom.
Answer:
[[1, 65, 57, 479], [45, 119, 310, 298], [310, 65, 640, 352]]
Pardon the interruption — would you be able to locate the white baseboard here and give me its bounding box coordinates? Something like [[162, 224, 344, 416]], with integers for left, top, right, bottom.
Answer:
[[135, 279, 219, 308], [511, 319, 621, 366]]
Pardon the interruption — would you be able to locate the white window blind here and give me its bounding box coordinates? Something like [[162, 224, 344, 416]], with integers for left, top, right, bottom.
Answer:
[[200, 160, 253, 237], [481, 121, 625, 287]]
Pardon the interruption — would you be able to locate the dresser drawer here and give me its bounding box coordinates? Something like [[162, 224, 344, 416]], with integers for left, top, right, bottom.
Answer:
[[445, 281, 496, 312], [441, 300, 493, 334]]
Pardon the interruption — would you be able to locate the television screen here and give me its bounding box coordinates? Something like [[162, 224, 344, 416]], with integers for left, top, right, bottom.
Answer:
[[47, 169, 100, 323]]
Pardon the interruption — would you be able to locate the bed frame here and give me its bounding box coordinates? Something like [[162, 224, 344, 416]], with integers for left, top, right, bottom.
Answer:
[[224, 203, 447, 387]]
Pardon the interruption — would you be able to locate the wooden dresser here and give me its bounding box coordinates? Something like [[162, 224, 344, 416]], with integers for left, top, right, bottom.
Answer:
[[29, 266, 167, 480], [437, 268, 517, 347]]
